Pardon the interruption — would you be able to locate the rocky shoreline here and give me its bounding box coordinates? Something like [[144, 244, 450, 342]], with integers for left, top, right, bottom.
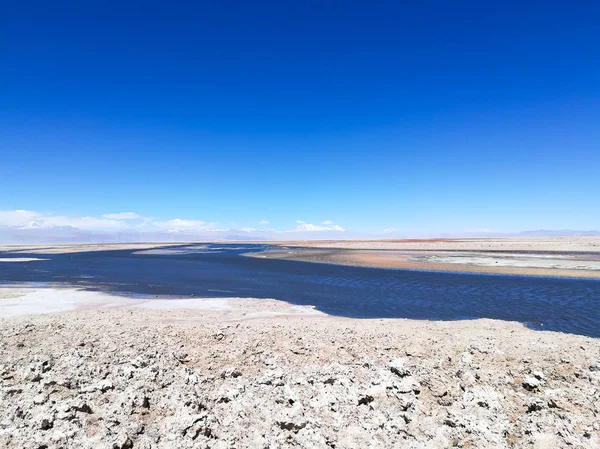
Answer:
[[1, 300, 600, 448]]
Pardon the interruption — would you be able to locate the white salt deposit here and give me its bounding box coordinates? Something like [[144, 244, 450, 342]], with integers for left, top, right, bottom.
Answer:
[[0, 287, 321, 318]]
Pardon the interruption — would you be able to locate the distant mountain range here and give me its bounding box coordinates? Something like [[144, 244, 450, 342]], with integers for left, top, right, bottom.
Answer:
[[0, 226, 598, 244], [516, 230, 600, 237], [0, 226, 353, 244]]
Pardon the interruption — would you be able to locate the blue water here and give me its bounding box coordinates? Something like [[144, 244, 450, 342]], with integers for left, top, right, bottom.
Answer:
[[1, 244, 599, 338]]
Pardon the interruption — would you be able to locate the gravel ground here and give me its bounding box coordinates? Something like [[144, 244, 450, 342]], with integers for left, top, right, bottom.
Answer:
[[1, 300, 599, 448]]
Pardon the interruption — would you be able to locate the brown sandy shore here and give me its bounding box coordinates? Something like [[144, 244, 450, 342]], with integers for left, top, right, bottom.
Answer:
[[251, 237, 600, 279], [276, 237, 600, 253], [0, 288, 599, 448]]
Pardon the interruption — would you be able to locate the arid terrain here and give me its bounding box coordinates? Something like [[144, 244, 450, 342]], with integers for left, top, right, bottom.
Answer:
[[277, 237, 600, 252], [0, 243, 180, 255], [1, 288, 599, 449], [251, 237, 600, 279]]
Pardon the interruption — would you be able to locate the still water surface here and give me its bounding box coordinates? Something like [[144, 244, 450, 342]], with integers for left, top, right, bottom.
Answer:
[[1, 244, 599, 338]]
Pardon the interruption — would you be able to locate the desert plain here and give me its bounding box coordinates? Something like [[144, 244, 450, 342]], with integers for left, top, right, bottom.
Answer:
[[251, 236, 600, 279]]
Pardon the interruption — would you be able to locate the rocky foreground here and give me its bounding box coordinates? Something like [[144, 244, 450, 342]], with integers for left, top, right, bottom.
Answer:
[[1, 307, 600, 449]]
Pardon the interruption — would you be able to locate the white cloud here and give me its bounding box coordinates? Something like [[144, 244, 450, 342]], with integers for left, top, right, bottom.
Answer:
[[0, 210, 40, 227], [102, 212, 142, 220], [259, 220, 270, 225], [0, 210, 347, 239], [296, 220, 305, 224], [152, 218, 209, 232], [290, 223, 345, 232], [0, 210, 127, 230], [135, 217, 153, 228], [43, 216, 127, 230], [383, 227, 398, 233]]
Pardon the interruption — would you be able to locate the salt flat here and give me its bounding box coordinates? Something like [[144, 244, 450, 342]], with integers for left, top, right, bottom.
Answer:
[[256, 237, 600, 279], [0, 287, 322, 319], [280, 236, 600, 252], [0, 243, 181, 255], [1, 289, 599, 448]]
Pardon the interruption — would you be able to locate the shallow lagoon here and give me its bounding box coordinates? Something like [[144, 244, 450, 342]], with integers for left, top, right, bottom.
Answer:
[[1, 243, 599, 338]]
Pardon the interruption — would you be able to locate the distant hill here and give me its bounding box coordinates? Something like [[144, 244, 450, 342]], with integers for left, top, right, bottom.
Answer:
[[1, 226, 599, 244], [516, 230, 600, 237]]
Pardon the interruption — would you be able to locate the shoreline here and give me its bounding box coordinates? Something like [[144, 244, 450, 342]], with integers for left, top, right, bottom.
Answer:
[[247, 251, 600, 280], [250, 238, 600, 279], [246, 249, 600, 280], [3, 237, 600, 280], [270, 236, 600, 252], [0, 287, 324, 320]]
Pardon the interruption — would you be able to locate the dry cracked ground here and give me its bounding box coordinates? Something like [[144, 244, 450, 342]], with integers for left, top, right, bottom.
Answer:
[[1, 308, 600, 449]]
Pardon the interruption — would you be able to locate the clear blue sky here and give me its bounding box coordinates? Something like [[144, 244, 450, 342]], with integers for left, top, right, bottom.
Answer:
[[2, 1, 599, 234]]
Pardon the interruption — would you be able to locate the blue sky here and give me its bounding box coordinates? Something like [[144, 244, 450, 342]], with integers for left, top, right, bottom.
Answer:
[[1, 1, 599, 237]]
